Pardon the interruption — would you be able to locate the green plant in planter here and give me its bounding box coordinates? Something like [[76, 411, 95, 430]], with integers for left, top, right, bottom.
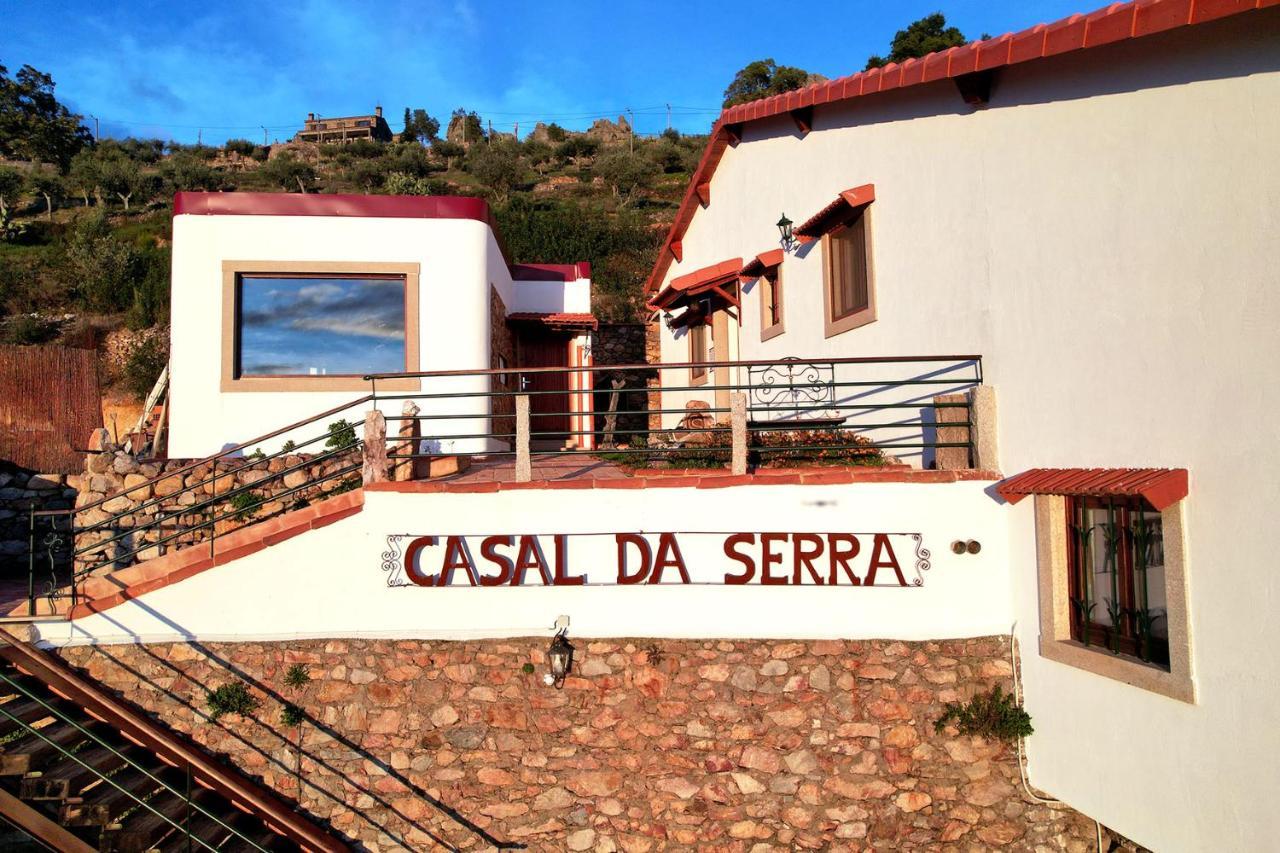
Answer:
[[934, 685, 1033, 743], [206, 682, 260, 720], [325, 419, 357, 451]]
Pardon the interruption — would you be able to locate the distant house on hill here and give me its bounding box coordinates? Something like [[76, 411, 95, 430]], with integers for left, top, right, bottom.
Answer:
[[293, 106, 392, 145]]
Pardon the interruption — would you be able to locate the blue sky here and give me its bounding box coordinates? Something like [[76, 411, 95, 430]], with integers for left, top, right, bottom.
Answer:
[[5, 0, 1089, 145]]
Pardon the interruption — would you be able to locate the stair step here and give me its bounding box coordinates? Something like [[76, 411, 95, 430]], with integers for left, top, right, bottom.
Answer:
[[0, 719, 94, 775], [83, 762, 176, 820], [18, 773, 69, 801], [0, 697, 59, 739], [107, 790, 194, 853], [45, 743, 148, 796]]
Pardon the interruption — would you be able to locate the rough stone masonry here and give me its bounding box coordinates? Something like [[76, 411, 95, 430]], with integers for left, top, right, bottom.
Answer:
[[57, 636, 1122, 851]]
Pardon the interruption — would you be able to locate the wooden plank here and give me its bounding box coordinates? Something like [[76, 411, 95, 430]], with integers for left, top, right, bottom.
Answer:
[[0, 785, 95, 852]]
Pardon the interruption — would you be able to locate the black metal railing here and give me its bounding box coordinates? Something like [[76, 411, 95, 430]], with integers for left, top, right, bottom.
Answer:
[[15, 354, 981, 618]]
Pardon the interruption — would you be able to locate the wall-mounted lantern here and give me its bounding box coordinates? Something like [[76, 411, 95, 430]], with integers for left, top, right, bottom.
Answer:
[[662, 310, 675, 330], [545, 629, 574, 689], [776, 213, 794, 247]]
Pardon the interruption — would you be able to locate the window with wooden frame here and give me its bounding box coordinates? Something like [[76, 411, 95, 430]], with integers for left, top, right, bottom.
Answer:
[[822, 207, 875, 338], [759, 267, 784, 341], [221, 260, 420, 391], [1066, 495, 1170, 669]]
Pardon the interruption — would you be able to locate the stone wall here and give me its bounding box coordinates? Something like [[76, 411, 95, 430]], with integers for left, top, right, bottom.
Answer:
[[0, 466, 77, 577], [56, 636, 1112, 852], [591, 323, 656, 446], [75, 435, 360, 574]]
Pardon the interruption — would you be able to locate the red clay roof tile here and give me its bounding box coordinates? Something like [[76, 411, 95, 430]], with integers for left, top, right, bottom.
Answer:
[[996, 468, 1188, 510]]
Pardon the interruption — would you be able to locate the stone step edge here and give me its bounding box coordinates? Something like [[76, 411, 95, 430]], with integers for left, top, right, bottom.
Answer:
[[19, 490, 366, 621]]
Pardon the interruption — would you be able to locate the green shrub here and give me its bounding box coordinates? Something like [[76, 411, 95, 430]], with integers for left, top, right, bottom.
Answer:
[[325, 419, 357, 450], [283, 663, 311, 690], [206, 682, 260, 720], [280, 702, 305, 727], [122, 335, 167, 400], [227, 490, 261, 520], [934, 685, 1034, 743]]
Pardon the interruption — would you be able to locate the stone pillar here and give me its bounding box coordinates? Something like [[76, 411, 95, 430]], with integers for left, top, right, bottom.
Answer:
[[970, 385, 1000, 472], [933, 393, 971, 471], [730, 393, 748, 476], [515, 395, 531, 483], [393, 401, 420, 482], [362, 410, 388, 485]]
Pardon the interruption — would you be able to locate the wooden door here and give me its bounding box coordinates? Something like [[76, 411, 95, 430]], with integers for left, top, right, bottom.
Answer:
[[518, 333, 571, 440]]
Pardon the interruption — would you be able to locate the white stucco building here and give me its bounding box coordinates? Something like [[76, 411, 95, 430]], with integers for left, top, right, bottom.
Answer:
[[168, 192, 595, 457], [644, 3, 1280, 850]]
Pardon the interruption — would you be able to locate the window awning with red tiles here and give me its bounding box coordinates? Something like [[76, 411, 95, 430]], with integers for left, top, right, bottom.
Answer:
[[649, 258, 743, 310], [996, 468, 1188, 511], [739, 249, 785, 279], [794, 185, 876, 243], [506, 312, 598, 331]]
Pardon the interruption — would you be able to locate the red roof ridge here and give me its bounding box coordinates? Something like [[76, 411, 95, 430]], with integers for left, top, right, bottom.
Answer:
[[644, 0, 1275, 294]]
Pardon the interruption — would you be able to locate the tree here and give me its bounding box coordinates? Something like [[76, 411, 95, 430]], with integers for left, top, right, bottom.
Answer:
[[384, 171, 433, 195], [26, 170, 63, 220], [260, 153, 316, 192], [224, 138, 256, 157], [98, 150, 156, 210], [347, 157, 388, 191], [722, 59, 816, 108], [594, 151, 660, 204], [0, 63, 92, 169], [545, 123, 568, 143], [0, 167, 23, 221], [466, 143, 524, 203], [522, 140, 553, 175], [63, 212, 142, 313], [400, 108, 439, 144], [67, 149, 101, 206], [865, 13, 968, 69], [160, 152, 224, 192], [554, 136, 599, 165], [432, 140, 465, 170]]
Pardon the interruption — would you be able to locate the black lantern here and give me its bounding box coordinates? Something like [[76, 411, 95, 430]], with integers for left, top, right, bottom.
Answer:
[[776, 213, 794, 245], [546, 629, 574, 689]]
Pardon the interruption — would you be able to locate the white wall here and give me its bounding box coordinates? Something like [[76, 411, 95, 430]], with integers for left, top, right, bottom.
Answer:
[[40, 480, 1010, 646], [651, 13, 1280, 851], [506, 278, 591, 314]]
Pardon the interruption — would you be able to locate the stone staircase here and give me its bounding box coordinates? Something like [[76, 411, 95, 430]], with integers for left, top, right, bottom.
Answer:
[[0, 634, 348, 851]]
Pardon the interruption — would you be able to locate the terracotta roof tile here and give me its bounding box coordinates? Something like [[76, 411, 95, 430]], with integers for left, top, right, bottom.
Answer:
[[506, 312, 598, 330], [996, 467, 1188, 510]]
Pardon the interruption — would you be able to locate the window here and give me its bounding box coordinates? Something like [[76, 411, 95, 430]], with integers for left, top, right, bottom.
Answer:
[[1066, 496, 1169, 668], [760, 268, 784, 341], [822, 207, 875, 338], [496, 353, 510, 388], [1030, 492, 1193, 703], [221, 260, 420, 391]]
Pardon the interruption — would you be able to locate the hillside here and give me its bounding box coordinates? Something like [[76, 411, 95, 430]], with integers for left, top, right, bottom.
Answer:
[[0, 116, 706, 404]]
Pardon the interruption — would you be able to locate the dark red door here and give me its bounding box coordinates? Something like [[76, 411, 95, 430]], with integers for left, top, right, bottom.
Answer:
[[518, 333, 571, 440]]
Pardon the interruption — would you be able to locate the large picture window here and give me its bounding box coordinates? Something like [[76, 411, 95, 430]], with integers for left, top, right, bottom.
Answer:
[[237, 274, 406, 378], [221, 260, 420, 391]]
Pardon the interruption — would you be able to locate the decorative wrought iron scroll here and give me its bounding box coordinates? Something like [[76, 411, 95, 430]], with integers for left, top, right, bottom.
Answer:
[[747, 358, 840, 423], [381, 535, 410, 587], [910, 534, 932, 586]]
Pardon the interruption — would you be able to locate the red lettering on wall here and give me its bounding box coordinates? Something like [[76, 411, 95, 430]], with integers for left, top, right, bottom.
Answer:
[[478, 536, 515, 586], [828, 534, 861, 585], [439, 536, 479, 586], [512, 535, 554, 586], [650, 533, 691, 584], [865, 533, 908, 587], [403, 536, 437, 586], [552, 535, 585, 585], [792, 534, 825, 585], [615, 534, 651, 584], [722, 534, 756, 584], [760, 533, 787, 585]]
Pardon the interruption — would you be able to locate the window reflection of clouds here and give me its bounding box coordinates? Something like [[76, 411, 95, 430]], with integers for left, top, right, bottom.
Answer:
[[239, 276, 406, 376]]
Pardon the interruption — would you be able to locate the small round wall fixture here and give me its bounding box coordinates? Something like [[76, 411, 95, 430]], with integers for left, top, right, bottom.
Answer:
[[951, 540, 967, 555], [966, 540, 982, 555], [546, 629, 575, 689]]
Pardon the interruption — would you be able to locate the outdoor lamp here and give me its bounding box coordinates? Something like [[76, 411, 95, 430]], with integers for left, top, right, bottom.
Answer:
[[662, 310, 675, 330], [545, 629, 574, 689], [776, 213, 794, 245]]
